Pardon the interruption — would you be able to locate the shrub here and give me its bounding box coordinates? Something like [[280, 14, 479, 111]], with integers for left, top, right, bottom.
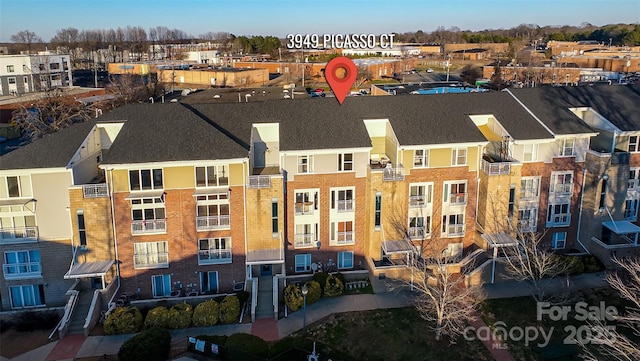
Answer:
[[304, 281, 321, 305], [118, 327, 170, 361], [104, 306, 143, 335], [226, 333, 269, 359], [324, 274, 344, 297], [334, 272, 347, 288], [312, 272, 329, 294], [283, 283, 303, 312], [563, 255, 585, 276], [144, 306, 169, 329], [219, 295, 240, 324], [235, 290, 250, 306], [582, 255, 604, 273], [14, 310, 60, 332], [192, 300, 219, 327], [167, 302, 193, 329]]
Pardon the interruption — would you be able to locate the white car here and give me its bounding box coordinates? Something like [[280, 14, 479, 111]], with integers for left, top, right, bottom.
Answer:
[[427, 68, 434, 73]]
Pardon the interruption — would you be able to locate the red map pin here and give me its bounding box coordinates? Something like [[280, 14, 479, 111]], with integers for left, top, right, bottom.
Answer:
[[325, 56, 357, 104]]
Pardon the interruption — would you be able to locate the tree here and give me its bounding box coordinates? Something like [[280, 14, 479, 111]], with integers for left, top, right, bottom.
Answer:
[[10, 30, 42, 54], [489, 61, 508, 90], [405, 241, 485, 342], [460, 64, 482, 85], [580, 257, 640, 361]]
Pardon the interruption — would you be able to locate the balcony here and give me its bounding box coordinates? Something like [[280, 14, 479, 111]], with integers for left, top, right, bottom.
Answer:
[[337, 200, 353, 212], [547, 214, 571, 227], [517, 220, 537, 233], [82, 183, 109, 198], [0, 227, 38, 243], [481, 157, 511, 175], [198, 249, 232, 264], [131, 219, 166, 234], [409, 196, 426, 208], [382, 164, 404, 181], [3, 262, 41, 279], [133, 253, 169, 269], [445, 224, 465, 237], [408, 227, 426, 239], [247, 175, 271, 189], [196, 215, 230, 231], [336, 231, 354, 245], [449, 193, 467, 205], [295, 203, 314, 215], [550, 183, 572, 195], [294, 233, 314, 248]]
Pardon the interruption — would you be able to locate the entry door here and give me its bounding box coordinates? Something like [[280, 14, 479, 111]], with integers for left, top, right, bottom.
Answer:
[[260, 265, 272, 276]]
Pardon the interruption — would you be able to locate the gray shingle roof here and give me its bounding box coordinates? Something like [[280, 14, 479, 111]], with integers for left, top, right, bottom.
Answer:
[[0, 120, 95, 170]]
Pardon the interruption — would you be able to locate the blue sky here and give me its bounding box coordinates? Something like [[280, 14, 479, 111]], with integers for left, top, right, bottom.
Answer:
[[1, 0, 639, 42]]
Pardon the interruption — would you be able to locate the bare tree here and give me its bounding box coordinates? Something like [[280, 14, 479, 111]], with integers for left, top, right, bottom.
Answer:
[[405, 240, 485, 342], [580, 257, 640, 361], [10, 30, 42, 54]]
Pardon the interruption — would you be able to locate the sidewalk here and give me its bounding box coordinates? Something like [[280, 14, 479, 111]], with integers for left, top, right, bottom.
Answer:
[[10, 272, 610, 361]]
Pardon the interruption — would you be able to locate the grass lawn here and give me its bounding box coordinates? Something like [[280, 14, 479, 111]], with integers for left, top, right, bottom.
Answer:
[[303, 307, 493, 361], [482, 287, 640, 361]]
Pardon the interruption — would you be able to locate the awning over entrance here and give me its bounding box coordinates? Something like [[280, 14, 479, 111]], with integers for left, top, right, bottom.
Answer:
[[481, 232, 518, 248], [125, 190, 165, 201], [382, 239, 414, 254], [246, 249, 284, 264], [602, 221, 640, 235], [64, 260, 115, 279]]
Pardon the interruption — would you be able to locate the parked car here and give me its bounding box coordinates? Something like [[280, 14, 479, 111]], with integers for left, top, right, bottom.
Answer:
[[427, 68, 434, 73]]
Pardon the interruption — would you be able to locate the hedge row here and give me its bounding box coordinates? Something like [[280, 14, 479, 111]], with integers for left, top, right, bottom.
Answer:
[[283, 272, 345, 312], [105, 295, 241, 335]]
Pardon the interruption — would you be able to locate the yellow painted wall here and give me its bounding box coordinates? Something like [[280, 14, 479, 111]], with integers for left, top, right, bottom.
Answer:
[[468, 146, 479, 172], [164, 166, 195, 189], [403, 150, 414, 169], [385, 136, 397, 164], [430, 148, 451, 167], [245, 177, 284, 251], [110, 169, 129, 192], [229, 163, 245, 186], [370, 137, 386, 155]]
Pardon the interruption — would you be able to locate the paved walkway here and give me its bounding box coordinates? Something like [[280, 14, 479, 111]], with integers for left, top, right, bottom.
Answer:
[[9, 272, 610, 361]]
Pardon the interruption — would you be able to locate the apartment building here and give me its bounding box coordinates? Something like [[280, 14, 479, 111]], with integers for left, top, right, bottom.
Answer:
[[2, 85, 640, 313], [0, 53, 72, 96]]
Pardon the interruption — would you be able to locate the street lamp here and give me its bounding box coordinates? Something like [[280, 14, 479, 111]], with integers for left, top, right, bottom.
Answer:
[[301, 283, 309, 336]]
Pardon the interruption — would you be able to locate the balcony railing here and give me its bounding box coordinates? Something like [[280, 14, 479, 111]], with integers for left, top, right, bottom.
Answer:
[[517, 220, 537, 233], [131, 219, 166, 234], [295, 203, 314, 215], [82, 183, 109, 198], [481, 158, 511, 175], [336, 231, 354, 244], [408, 227, 426, 239], [196, 215, 230, 230], [445, 224, 465, 237], [550, 183, 572, 194], [3, 262, 41, 279], [382, 164, 405, 181], [247, 175, 271, 189], [133, 253, 169, 268], [548, 214, 571, 227], [198, 249, 232, 264], [0, 227, 38, 243], [337, 200, 353, 212], [294, 233, 314, 248], [449, 193, 467, 205], [409, 196, 426, 208]]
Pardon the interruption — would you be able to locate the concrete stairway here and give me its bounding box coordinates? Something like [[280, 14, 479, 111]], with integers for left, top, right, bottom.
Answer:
[[255, 276, 274, 319], [67, 290, 94, 335]]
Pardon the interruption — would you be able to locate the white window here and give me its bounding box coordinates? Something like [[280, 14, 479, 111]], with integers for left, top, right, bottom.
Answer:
[[443, 181, 467, 205], [23, 76, 28, 84], [9, 284, 44, 308], [129, 169, 163, 191], [331, 188, 354, 212], [547, 203, 571, 227], [8, 77, 16, 85], [295, 254, 311, 272], [409, 216, 430, 239], [338, 153, 353, 171], [451, 148, 467, 166], [550, 172, 573, 194], [374, 192, 382, 229], [294, 190, 318, 215], [294, 223, 317, 248], [196, 193, 230, 230], [198, 238, 231, 264], [131, 197, 166, 234], [133, 241, 168, 269], [552, 232, 567, 250], [561, 138, 575, 157], [3, 250, 41, 279], [297, 155, 313, 174], [195, 165, 228, 187], [6, 65, 14, 73], [200, 271, 218, 293], [409, 183, 432, 208], [414, 149, 429, 167], [331, 221, 354, 245], [629, 136, 639, 153], [1, 175, 32, 198], [152, 274, 171, 297], [520, 177, 540, 200], [522, 144, 538, 162], [624, 199, 638, 220], [338, 251, 354, 269], [0, 210, 37, 242], [271, 198, 279, 236], [628, 168, 639, 190], [517, 208, 538, 232], [442, 214, 465, 237]]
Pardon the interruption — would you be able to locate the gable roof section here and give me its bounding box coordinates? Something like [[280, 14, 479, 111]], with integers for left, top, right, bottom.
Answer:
[[98, 103, 249, 165], [0, 120, 95, 170], [508, 86, 638, 135]]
